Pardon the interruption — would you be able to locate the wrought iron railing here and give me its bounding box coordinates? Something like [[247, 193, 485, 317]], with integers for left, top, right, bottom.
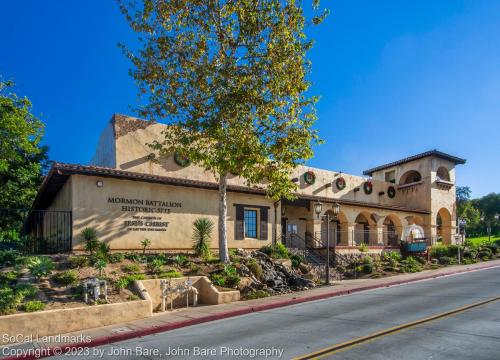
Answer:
[[0, 209, 72, 254], [312, 229, 401, 248]]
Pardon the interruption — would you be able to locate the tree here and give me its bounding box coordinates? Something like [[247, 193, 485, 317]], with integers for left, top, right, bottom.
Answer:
[[0, 80, 49, 235], [119, 0, 328, 262]]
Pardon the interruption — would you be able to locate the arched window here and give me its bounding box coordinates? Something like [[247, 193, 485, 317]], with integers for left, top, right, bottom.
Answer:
[[399, 170, 422, 185], [436, 167, 450, 181]]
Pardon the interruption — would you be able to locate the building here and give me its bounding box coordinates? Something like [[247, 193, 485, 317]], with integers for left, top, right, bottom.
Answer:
[[30, 114, 466, 253]]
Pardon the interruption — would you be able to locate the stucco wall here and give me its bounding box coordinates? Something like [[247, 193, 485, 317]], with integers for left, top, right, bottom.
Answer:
[[70, 174, 274, 251], [139, 277, 240, 312], [90, 121, 116, 168], [0, 300, 151, 345], [108, 115, 437, 213], [47, 177, 72, 211]]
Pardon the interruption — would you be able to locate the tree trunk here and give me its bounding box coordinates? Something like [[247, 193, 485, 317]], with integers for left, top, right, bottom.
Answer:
[[218, 172, 230, 263]]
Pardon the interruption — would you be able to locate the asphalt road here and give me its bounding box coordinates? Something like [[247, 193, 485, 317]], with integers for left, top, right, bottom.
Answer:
[[53, 267, 500, 360]]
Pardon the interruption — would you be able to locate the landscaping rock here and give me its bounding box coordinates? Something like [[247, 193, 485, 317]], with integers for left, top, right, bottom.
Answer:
[[237, 251, 317, 295]]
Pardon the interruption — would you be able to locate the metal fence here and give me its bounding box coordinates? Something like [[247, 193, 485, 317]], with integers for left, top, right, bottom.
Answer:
[[0, 209, 72, 253], [314, 229, 402, 248]]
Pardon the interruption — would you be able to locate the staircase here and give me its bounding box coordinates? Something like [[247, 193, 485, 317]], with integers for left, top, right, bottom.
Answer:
[[282, 233, 348, 267]]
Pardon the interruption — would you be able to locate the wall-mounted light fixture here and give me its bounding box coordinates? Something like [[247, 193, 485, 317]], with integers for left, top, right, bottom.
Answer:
[[96, 180, 104, 188]]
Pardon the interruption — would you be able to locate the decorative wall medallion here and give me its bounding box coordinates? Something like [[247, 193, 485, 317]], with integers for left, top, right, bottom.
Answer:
[[335, 177, 346, 190], [388, 186, 396, 198], [174, 152, 191, 167], [363, 181, 373, 194], [303, 171, 316, 185]]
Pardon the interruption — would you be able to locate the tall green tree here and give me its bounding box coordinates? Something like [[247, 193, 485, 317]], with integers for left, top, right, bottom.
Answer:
[[0, 80, 49, 234], [119, 0, 328, 262]]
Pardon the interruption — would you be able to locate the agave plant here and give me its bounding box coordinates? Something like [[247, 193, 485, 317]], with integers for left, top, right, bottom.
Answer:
[[27, 256, 55, 279], [192, 218, 214, 259]]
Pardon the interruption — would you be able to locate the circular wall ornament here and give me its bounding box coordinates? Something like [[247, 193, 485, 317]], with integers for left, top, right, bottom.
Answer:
[[174, 152, 191, 167], [363, 181, 373, 194], [335, 177, 346, 190], [303, 171, 316, 185], [388, 186, 396, 198]]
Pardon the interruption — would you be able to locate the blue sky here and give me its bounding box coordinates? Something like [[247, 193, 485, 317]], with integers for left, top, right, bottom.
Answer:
[[1, 1, 499, 197]]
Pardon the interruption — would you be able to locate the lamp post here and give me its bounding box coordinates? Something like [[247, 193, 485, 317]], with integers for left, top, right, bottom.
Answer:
[[314, 201, 341, 285]]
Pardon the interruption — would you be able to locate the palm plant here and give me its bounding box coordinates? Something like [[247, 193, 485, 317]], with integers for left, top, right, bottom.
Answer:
[[94, 259, 107, 277], [82, 228, 99, 255], [141, 238, 151, 255], [192, 218, 214, 259]]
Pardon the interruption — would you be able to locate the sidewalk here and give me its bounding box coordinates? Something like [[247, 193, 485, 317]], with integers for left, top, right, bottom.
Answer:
[[3, 259, 500, 359]]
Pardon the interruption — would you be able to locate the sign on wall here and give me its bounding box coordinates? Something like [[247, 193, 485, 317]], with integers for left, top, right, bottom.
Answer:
[[107, 197, 182, 232]]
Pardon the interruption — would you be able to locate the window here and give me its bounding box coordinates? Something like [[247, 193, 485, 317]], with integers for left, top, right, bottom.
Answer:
[[399, 170, 422, 185], [244, 209, 258, 238], [385, 170, 396, 183]]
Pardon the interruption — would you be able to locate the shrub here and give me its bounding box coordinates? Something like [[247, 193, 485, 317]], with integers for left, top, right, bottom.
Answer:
[[415, 256, 427, 265], [94, 259, 107, 277], [175, 254, 189, 267], [53, 270, 78, 286], [160, 270, 182, 278], [358, 243, 368, 253], [463, 250, 478, 260], [362, 263, 373, 274], [382, 251, 402, 262], [210, 273, 225, 287], [21, 300, 45, 312], [190, 263, 201, 273], [107, 253, 125, 264], [485, 244, 498, 255], [259, 244, 289, 259], [15, 284, 38, 299], [274, 243, 290, 259], [127, 294, 140, 301], [430, 245, 449, 260], [119, 274, 146, 288], [438, 256, 453, 265], [478, 250, 492, 260], [141, 239, 151, 255], [290, 253, 304, 269], [114, 278, 129, 292], [0, 287, 23, 315], [244, 290, 270, 300], [246, 258, 263, 280], [0, 271, 19, 285], [68, 256, 89, 268], [122, 263, 141, 274], [400, 257, 422, 273], [150, 253, 168, 265], [124, 252, 142, 262], [147, 258, 164, 274], [222, 265, 240, 287], [362, 256, 372, 265], [259, 245, 273, 256], [192, 218, 214, 259], [0, 249, 21, 267], [82, 228, 99, 255], [27, 256, 55, 279]]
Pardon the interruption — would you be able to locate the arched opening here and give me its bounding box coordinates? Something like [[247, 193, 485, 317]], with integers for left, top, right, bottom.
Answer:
[[399, 170, 422, 185], [402, 224, 426, 242], [320, 210, 348, 246], [436, 167, 450, 181], [383, 215, 402, 246], [354, 212, 376, 246], [436, 208, 452, 244]]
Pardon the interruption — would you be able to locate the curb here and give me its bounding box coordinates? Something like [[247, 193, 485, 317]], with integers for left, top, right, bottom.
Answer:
[[3, 262, 500, 360]]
